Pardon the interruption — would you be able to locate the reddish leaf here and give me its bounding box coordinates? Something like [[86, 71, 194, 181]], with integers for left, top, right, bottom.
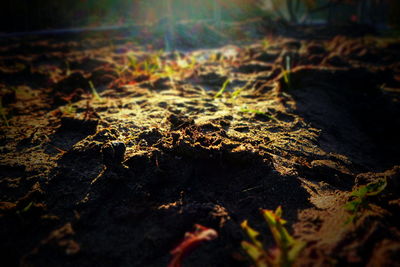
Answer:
[[168, 224, 218, 267]]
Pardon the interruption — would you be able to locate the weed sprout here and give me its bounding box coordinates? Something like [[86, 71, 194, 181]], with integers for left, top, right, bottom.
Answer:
[[89, 80, 101, 101], [241, 206, 305, 267], [214, 79, 230, 98], [240, 107, 278, 122], [283, 54, 292, 89], [344, 178, 387, 224]]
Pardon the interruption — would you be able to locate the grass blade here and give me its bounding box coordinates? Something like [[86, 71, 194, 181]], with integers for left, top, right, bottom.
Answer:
[[214, 79, 230, 98], [89, 80, 101, 101]]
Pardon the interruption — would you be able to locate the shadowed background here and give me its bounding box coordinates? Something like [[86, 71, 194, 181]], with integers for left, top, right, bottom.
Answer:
[[1, 0, 399, 33]]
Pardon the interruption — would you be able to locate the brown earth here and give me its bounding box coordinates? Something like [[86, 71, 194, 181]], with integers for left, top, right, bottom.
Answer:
[[0, 27, 400, 267]]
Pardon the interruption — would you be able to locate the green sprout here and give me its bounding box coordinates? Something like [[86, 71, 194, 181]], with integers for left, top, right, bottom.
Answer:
[[143, 60, 152, 74], [214, 79, 230, 98], [262, 39, 270, 50], [241, 206, 306, 267], [89, 80, 101, 101], [283, 71, 290, 86], [122, 51, 163, 79], [163, 64, 176, 89], [142, 57, 160, 75], [0, 97, 9, 126], [65, 60, 71, 77], [231, 86, 245, 99], [231, 78, 256, 100], [16, 201, 33, 216], [127, 53, 138, 69], [240, 107, 278, 122], [115, 64, 129, 78], [282, 55, 292, 89], [344, 178, 387, 224], [142, 51, 163, 75], [60, 102, 77, 115]]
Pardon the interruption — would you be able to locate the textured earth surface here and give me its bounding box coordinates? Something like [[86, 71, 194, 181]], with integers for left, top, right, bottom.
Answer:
[[0, 26, 400, 266]]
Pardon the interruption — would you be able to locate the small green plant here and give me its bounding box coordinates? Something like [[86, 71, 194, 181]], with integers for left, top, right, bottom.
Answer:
[[114, 64, 129, 78], [16, 201, 33, 216], [282, 55, 292, 89], [214, 79, 230, 98], [0, 97, 9, 126], [241, 206, 305, 267], [143, 60, 158, 74], [60, 102, 77, 115], [163, 64, 176, 89], [231, 86, 245, 99], [283, 70, 290, 87], [127, 53, 138, 69], [344, 178, 387, 224], [65, 60, 71, 77], [230, 78, 256, 100], [240, 107, 278, 122], [89, 80, 101, 101], [262, 39, 270, 50], [142, 50, 163, 75]]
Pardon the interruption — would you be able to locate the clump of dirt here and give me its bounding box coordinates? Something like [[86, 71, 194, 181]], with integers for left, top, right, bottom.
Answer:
[[0, 30, 399, 267]]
